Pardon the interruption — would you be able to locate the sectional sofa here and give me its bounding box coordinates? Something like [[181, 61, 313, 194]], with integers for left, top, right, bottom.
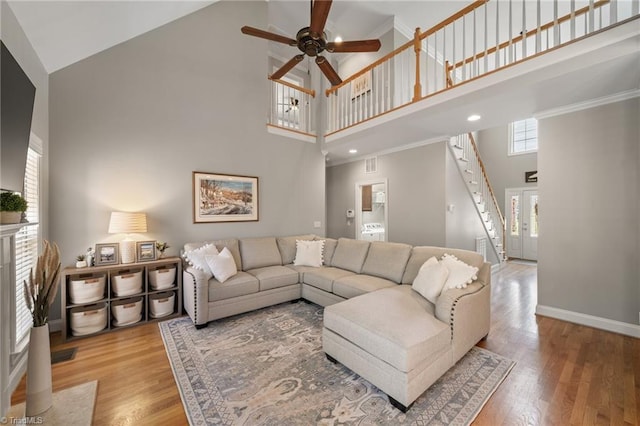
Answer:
[[182, 235, 491, 411]]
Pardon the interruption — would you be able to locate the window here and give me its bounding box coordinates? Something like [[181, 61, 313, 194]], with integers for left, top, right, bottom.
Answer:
[[509, 118, 538, 155], [14, 142, 41, 352]]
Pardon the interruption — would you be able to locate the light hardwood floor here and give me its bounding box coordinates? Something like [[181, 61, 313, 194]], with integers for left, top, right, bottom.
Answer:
[[12, 261, 640, 425]]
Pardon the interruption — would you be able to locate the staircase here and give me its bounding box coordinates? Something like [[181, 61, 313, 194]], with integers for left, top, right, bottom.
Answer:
[[448, 132, 506, 263]]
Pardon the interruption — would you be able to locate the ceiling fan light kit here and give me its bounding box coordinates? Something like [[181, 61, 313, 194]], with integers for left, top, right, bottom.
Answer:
[[241, 0, 381, 87]]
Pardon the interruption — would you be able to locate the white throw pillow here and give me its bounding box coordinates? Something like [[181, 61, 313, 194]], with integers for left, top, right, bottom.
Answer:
[[412, 256, 450, 303], [183, 243, 218, 275], [440, 253, 478, 290], [293, 239, 325, 267], [205, 247, 238, 283]]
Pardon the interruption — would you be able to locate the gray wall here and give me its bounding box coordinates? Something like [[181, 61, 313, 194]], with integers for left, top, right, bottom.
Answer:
[[326, 142, 447, 247], [538, 98, 639, 325], [477, 125, 538, 215], [49, 1, 325, 318], [1, 1, 50, 237], [338, 28, 396, 78]]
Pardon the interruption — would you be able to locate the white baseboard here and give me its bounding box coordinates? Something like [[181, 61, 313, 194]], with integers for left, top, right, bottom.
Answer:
[[49, 319, 62, 333], [536, 305, 640, 338]]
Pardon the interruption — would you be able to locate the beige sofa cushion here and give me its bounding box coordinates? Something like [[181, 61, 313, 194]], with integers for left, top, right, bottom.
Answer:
[[402, 246, 484, 284], [276, 234, 316, 265], [208, 271, 259, 302], [246, 265, 299, 291], [318, 238, 338, 266], [324, 285, 449, 373], [240, 237, 282, 271], [332, 274, 396, 299], [303, 267, 355, 293], [361, 241, 412, 283], [330, 238, 370, 273], [185, 239, 242, 271]]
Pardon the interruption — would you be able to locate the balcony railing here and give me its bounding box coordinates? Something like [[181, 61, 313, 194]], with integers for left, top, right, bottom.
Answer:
[[268, 78, 315, 137], [325, 0, 639, 135]]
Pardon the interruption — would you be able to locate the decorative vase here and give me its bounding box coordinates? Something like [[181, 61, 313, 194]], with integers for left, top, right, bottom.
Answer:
[[0, 211, 22, 224], [25, 323, 53, 416]]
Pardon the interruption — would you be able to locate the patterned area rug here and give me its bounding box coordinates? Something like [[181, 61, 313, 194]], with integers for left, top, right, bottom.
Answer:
[[160, 301, 514, 425]]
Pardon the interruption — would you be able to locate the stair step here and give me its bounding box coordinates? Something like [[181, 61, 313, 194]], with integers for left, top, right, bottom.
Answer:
[[464, 169, 473, 174], [469, 180, 478, 185], [458, 157, 469, 162], [452, 144, 464, 150]]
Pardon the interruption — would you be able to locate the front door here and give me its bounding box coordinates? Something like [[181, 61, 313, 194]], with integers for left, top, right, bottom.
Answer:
[[521, 190, 539, 261], [505, 188, 538, 261]]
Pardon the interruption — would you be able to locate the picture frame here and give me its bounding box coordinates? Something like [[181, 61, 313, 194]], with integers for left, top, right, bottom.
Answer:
[[136, 241, 157, 262], [351, 70, 372, 99], [95, 243, 119, 266], [193, 171, 259, 223]]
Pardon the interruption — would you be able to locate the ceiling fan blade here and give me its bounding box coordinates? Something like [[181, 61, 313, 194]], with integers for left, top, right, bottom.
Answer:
[[326, 39, 382, 53], [310, 0, 332, 38], [241, 26, 296, 46], [271, 55, 305, 80], [315, 56, 342, 86]]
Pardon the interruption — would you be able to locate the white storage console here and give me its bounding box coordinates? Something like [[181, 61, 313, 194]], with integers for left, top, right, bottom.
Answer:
[[61, 257, 182, 341]]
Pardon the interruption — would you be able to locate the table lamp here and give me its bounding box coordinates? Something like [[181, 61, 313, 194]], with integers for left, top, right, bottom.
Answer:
[[108, 211, 147, 264]]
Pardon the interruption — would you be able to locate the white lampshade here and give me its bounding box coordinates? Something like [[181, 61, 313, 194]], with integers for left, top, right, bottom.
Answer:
[[108, 212, 147, 264], [108, 212, 147, 234]]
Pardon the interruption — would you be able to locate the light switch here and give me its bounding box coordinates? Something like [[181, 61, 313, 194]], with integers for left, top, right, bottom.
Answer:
[[313, 221, 322, 228]]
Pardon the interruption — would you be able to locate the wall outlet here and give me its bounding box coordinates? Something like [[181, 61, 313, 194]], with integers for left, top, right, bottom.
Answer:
[[313, 221, 321, 229]]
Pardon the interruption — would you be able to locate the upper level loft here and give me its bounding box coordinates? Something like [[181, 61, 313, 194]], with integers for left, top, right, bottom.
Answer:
[[266, 0, 640, 164]]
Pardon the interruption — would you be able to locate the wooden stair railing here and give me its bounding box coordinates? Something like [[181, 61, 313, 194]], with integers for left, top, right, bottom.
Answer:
[[450, 132, 506, 262]]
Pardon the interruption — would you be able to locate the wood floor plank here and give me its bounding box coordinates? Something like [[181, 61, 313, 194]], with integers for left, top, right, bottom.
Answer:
[[10, 261, 640, 425]]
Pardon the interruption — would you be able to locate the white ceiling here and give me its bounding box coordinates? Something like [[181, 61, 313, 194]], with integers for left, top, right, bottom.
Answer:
[[7, 0, 468, 73]]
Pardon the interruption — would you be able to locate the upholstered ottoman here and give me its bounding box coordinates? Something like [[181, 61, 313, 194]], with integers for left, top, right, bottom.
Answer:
[[323, 285, 454, 412]]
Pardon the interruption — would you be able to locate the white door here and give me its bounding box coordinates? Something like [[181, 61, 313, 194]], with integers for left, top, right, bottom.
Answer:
[[522, 190, 539, 261], [505, 189, 522, 259], [505, 188, 538, 261]]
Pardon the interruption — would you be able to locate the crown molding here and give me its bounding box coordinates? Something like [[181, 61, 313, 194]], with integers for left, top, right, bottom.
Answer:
[[535, 89, 640, 120]]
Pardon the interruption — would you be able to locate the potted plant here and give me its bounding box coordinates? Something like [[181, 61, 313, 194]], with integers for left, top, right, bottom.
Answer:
[[23, 240, 61, 416], [76, 254, 87, 268], [156, 241, 170, 258], [0, 191, 28, 224]]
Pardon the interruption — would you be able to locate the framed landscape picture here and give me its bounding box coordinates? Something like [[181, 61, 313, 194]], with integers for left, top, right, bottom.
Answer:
[[193, 172, 259, 223], [136, 241, 157, 262], [95, 243, 119, 266]]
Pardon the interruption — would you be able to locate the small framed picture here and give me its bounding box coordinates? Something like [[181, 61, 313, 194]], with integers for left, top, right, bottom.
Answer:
[[136, 241, 157, 262], [95, 243, 119, 266]]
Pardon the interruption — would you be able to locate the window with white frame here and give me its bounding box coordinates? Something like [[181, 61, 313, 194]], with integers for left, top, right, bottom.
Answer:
[[509, 118, 538, 155], [14, 141, 42, 353]]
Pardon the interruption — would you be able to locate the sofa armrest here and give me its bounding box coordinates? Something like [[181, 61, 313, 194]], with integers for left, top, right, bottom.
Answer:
[[435, 262, 491, 362], [183, 266, 211, 327]]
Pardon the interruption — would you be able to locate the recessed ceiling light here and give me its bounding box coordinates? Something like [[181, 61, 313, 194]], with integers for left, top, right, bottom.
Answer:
[[349, 149, 357, 154], [467, 114, 481, 122], [334, 36, 343, 43]]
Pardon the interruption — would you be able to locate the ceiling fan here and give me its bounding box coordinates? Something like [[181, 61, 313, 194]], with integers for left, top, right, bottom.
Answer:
[[241, 0, 381, 87]]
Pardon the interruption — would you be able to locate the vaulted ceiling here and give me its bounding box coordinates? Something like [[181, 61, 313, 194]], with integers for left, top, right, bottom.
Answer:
[[7, 0, 464, 74]]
